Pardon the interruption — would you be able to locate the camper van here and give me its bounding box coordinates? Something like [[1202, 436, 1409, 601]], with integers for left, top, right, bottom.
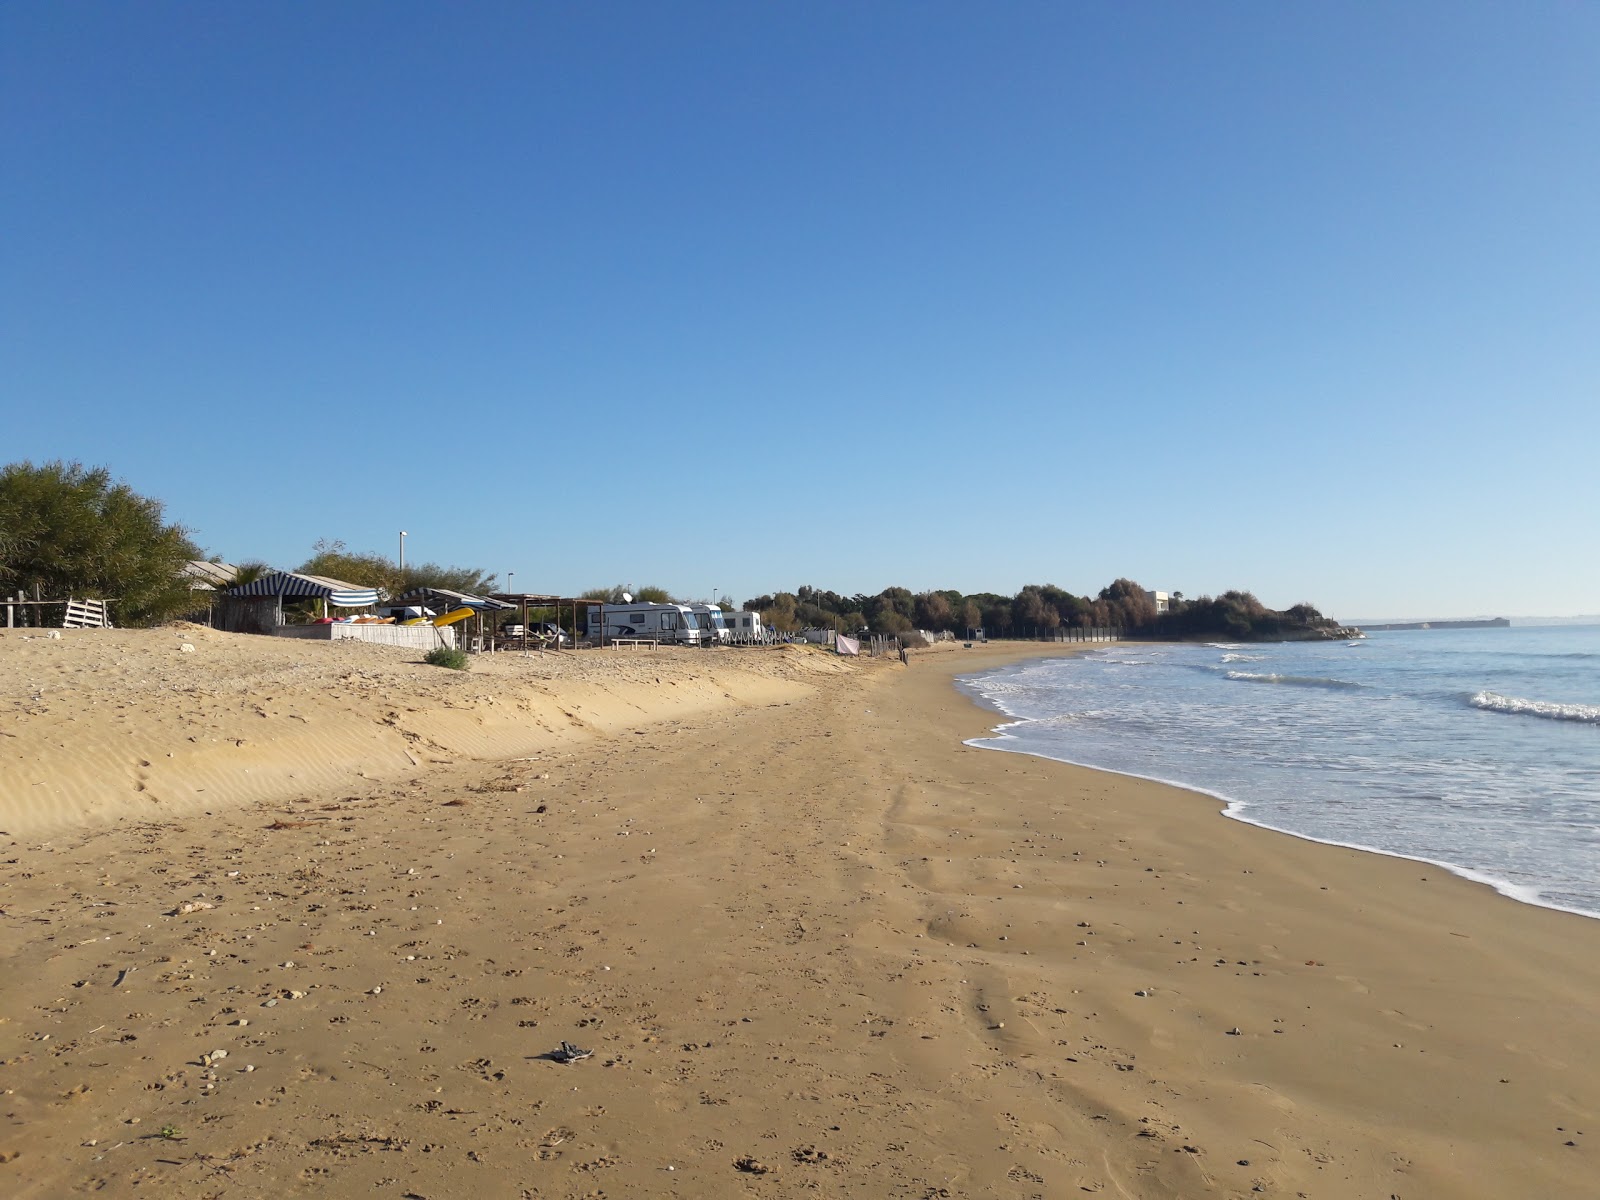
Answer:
[[722, 610, 765, 642], [687, 604, 730, 643], [585, 602, 703, 645]]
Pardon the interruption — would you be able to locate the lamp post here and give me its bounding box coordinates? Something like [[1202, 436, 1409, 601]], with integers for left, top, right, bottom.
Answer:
[[399, 531, 407, 573], [507, 572, 515, 595]]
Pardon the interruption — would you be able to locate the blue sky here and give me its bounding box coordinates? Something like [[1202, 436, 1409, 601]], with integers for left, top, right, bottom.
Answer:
[[4, 2, 1596, 619]]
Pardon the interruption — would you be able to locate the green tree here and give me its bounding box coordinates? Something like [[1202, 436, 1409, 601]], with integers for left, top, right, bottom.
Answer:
[[0, 461, 201, 626], [872, 607, 914, 635], [914, 590, 953, 630], [298, 539, 400, 593], [762, 592, 800, 632], [298, 540, 496, 598]]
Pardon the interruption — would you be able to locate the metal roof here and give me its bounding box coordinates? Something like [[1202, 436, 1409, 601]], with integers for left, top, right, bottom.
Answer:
[[388, 587, 514, 612], [225, 571, 378, 608], [183, 560, 239, 589]]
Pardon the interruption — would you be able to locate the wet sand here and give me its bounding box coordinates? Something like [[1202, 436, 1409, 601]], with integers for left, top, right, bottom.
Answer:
[[1, 629, 1596, 1197]]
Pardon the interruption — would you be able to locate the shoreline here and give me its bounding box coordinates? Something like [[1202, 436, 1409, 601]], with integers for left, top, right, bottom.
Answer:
[[2, 632, 1597, 1197], [952, 644, 1600, 924]]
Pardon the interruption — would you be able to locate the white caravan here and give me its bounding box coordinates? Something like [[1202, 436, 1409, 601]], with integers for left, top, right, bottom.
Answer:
[[585, 602, 703, 645], [687, 604, 730, 643], [722, 610, 765, 641]]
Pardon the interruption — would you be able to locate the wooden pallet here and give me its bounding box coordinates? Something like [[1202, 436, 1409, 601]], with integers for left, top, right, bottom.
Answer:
[[63, 598, 111, 628]]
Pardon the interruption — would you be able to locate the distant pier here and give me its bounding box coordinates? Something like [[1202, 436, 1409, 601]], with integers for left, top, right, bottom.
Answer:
[[1360, 618, 1511, 632]]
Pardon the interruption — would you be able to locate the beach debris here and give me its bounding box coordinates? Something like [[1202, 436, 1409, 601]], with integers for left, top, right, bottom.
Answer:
[[180, 643, 195, 653], [167, 900, 215, 916], [734, 1155, 773, 1174], [552, 1041, 592, 1064], [112, 967, 135, 987], [1226, 1027, 1241, 1036], [1134, 989, 1151, 997]]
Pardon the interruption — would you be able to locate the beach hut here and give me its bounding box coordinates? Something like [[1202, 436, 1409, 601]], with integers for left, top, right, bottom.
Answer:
[[217, 571, 381, 636]]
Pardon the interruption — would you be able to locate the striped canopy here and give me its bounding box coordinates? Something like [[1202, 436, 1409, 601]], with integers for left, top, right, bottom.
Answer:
[[225, 571, 379, 608]]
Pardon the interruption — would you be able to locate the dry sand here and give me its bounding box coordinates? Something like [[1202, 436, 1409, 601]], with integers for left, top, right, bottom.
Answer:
[[1, 627, 1596, 1198]]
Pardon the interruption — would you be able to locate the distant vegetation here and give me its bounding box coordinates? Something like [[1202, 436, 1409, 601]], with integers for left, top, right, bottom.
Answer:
[[298, 539, 497, 598], [0, 459, 1337, 642], [726, 580, 1338, 642]]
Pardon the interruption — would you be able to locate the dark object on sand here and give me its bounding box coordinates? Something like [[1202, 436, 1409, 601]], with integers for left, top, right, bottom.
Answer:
[[553, 1040, 592, 1063]]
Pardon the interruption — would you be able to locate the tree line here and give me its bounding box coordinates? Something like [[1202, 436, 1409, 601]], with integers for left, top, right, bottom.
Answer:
[[1, 461, 1335, 639], [733, 579, 1334, 641]]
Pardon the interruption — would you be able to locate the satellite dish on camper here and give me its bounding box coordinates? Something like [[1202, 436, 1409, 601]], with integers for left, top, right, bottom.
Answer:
[[620, 592, 633, 603]]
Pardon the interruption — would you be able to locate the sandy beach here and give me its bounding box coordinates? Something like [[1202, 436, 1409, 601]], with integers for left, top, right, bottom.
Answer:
[[1, 628, 1596, 1198]]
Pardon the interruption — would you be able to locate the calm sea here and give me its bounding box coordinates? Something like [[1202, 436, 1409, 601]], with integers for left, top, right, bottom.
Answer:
[[956, 626, 1600, 919]]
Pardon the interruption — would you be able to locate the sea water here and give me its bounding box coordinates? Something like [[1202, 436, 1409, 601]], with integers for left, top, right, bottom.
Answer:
[[957, 626, 1600, 918]]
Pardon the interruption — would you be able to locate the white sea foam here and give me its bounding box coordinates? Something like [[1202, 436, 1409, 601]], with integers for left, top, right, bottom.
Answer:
[[1470, 691, 1600, 724], [956, 627, 1600, 920], [1225, 670, 1364, 690]]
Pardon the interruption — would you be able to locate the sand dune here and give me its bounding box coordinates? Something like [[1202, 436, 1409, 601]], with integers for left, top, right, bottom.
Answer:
[[1, 629, 1595, 1198]]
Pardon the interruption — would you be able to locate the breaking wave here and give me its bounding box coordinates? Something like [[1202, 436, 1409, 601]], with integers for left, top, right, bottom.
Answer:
[[1470, 692, 1600, 725], [1225, 671, 1364, 690], [1220, 652, 1264, 663]]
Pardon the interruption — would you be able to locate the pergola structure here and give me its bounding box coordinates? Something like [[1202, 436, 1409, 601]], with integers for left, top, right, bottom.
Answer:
[[488, 593, 593, 653], [386, 587, 515, 654]]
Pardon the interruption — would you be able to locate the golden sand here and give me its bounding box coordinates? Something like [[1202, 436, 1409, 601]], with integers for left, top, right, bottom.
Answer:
[[1, 628, 1596, 1197]]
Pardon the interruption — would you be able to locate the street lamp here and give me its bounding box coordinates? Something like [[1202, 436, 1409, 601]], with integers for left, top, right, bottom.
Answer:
[[399, 531, 407, 572], [507, 571, 515, 595]]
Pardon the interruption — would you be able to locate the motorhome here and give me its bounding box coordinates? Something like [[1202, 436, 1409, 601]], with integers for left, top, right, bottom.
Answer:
[[585, 602, 703, 645], [722, 610, 765, 641], [687, 604, 730, 643]]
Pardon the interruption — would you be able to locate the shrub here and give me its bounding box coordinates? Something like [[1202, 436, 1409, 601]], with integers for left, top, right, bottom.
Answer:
[[0, 460, 200, 626], [424, 646, 470, 671]]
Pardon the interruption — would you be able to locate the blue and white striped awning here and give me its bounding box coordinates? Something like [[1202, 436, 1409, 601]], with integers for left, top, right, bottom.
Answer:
[[225, 572, 379, 608]]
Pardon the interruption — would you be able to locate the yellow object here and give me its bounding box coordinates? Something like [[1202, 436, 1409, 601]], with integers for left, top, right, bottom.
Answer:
[[401, 617, 429, 626], [432, 607, 476, 628]]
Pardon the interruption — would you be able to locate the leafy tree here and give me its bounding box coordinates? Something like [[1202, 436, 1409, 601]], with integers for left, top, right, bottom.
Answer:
[[402, 562, 497, 595], [299, 539, 399, 593], [959, 600, 982, 632], [761, 592, 800, 632], [914, 590, 953, 630], [872, 607, 913, 635], [0, 460, 200, 626], [232, 560, 272, 587], [635, 585, 673, 603], [298, 539, 495, 599]]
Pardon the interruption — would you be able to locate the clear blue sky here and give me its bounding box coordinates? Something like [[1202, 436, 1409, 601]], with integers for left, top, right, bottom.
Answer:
[[4, 2, 1596, 619]]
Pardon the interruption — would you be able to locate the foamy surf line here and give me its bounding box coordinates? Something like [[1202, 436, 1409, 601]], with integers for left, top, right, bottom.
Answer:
[[1471, 691, 1600, 724], [1225, 671, 1365, 690], [954, 670, 1600, 922]]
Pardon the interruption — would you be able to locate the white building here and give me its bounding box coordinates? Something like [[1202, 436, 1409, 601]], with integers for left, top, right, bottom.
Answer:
[[1144, 590, 1170, 615]]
